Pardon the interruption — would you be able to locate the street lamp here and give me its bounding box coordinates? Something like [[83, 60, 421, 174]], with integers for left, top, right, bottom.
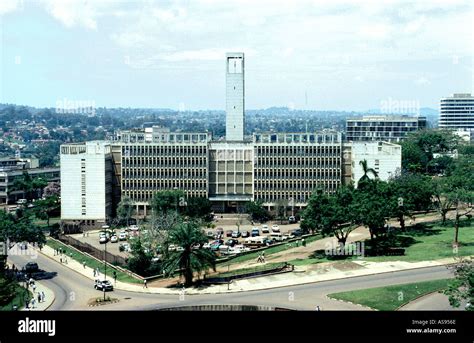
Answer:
[[102, 225, 109, 301], [173, 186, 178, 214]]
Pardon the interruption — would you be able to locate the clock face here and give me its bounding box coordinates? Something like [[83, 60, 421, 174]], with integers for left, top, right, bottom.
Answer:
[[228, 57, 243, 74]]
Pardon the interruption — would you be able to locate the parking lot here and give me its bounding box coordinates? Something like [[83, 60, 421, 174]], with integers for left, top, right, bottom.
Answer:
[[70, 230, 131, 258], [69, 221, 302, 259]]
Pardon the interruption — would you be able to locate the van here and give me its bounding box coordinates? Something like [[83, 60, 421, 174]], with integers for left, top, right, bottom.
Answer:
[[270, 232, 284, 242], [244, 236, 265, 247]]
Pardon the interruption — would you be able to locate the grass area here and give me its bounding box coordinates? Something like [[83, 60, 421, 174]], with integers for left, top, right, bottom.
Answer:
[[289, 220, 473, 265], [220, 234, 322, 267], [46, 238, 142, 284], [365, 220, 474, 262], [215, 262, 284, 278], [0, 284, 32, 311], [328, 279, 451, 311]]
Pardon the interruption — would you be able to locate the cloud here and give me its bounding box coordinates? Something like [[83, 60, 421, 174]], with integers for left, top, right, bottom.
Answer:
[[0, 0, 21, 15]]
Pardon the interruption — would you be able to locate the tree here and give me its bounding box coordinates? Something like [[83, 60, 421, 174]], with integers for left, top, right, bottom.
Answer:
[[127, 238, 155, 276], [354, 179, 392, 242], [274, 199, 288, 224], [401, 130, 459, 174], [358, 159, 378, 186], [388, 173, 433, 231], [431, 177, 454, 226], [302, 186, 358, 247], [162, 221, 216, 287], [32, 195, 60, 227], [245, 201, 271, 223], [444, 258, 473, 311], [150, 190, 185, 215], [12, 172, 48, 202], [116, 196, 135, 227], [183, 197, 213, 222], [444, 156, 474, 247], [43, 182, 60, 198]]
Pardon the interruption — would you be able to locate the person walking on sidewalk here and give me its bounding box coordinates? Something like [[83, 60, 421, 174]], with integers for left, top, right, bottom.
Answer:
[[143, 279, 148, 288], [83, 261, 86, 269], [41, 291, 45, 303]]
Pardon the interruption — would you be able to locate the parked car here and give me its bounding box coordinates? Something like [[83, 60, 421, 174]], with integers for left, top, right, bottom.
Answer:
[[270, 232, 284, 242], [210, 243, 221, 251], [118, 232, 127, 241], [202, 242, 212, 249], [99, 236, 108, 244], [119, 243, 131, 252], [291, 228, 303, 237], [288, 215, 297, 223], [241, 230, 250, 238], [225, 230, 233, 237], [206, 231, 214, 238], [261, 225, 270, 233], [251, 228, 260, 237], [226, 239, 239, 247], [94, 279, 114, 291], [231, 231, 241, 238], [216, 228, 224, 235], [16, 199, 27, 205], [110, 235, 118, 243], [263, 237, 275, 246], [271, 224, 280, 232], [24, 262, 39, 274]]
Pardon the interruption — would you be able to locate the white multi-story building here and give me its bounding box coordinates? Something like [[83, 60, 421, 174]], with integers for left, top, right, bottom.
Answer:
[[439, 93, 474, 130], [350, 141, 401, 186], [60, 141, 114, 228], [225, 52, 245, 141]]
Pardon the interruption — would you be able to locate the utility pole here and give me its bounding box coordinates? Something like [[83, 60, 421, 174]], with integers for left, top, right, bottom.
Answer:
[[102, 225, 109, 301]]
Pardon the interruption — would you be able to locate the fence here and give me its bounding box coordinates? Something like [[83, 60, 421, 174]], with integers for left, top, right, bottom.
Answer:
[[57, 234, 127, 266], [202, 262, 294, 284]]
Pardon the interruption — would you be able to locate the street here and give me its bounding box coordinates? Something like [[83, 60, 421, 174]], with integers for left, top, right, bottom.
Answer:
[[8, 246, 456, 311]]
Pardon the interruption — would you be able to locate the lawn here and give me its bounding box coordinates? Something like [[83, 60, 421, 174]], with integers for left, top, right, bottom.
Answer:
[[328, 279, 452, 311], [364, 220, 474, 262], [34, 216, 61, 228], [0, 284, 32, 311], [290, 220, 473, 265], [220, 234, 322, 267], [46, 239, 142, 284]]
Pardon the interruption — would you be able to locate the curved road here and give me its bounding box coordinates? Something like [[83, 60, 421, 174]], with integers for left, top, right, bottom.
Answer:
[[9, 248, 455, 311]]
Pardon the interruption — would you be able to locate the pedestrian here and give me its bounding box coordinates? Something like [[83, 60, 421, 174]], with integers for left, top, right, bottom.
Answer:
[[41, 291, 45, 302], [37, 293, 41, 303], [315, 305, 321, 311], [302, 238, 306, 247], [60, 257, 63, 263], [93, 269, 96, 277], [143, 279, 148, 288], [30, 298, 36, 309], [83, 261, 86, 269], [32, 284, 36, 293]]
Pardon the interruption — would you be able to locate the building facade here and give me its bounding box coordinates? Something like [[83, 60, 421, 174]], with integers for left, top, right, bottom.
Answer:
[[60, 141, 114, 227], [349, 141, 402, 186], [0, 162, 59, 205], [439, 93, 474, 134], [346, 115, 426, 143]]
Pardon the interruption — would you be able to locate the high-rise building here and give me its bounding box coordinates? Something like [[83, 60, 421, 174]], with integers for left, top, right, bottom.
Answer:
[[60, 141, 114, 228], [225, 52, 245, 141], [439, 93, 474, 131], [346, 115, 426, 143]]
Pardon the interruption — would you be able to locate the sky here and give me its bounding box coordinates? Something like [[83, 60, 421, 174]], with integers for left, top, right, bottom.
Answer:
[[0, 0, 473, 111]]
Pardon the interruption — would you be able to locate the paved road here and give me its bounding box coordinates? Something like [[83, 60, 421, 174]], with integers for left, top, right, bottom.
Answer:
[[8, 248, 455, 311], [400, 292, 464, 311]]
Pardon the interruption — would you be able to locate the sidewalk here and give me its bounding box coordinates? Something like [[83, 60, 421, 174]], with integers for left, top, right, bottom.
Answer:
[[36, 243, 461, 295], [21, 280, 55, 311]]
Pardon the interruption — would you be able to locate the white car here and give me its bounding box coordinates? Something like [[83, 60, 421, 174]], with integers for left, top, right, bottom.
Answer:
[[118, 232, 127, 241], [110, 235, 118, 243], [202, 242, 212, 249], [99, 236, 108, 244], [119, 243, 131, 252], [261, 225, 269, 233], [272, 224, 280, 232]]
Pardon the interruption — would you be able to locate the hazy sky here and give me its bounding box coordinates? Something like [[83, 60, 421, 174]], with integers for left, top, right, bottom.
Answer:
[[1, 0, 473, 111]]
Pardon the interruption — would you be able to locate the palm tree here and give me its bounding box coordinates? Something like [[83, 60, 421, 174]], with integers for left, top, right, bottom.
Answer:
[[358, 159, 378, 187], [162, 221, 216, 287]]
